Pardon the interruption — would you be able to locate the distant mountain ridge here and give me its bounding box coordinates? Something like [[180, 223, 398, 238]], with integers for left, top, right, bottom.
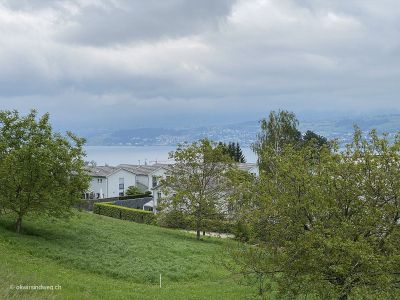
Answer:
[[83, 114, 400, 146]]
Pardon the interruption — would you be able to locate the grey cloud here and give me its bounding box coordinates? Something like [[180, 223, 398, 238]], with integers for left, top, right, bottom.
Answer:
[[0, 0, 399, 129], [56, 0, 236, 46]]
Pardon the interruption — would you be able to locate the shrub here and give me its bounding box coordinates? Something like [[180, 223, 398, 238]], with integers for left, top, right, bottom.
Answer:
[[157, 210, 192, 229], [93, 202, 155, 225], [157, 210, 234, 234]]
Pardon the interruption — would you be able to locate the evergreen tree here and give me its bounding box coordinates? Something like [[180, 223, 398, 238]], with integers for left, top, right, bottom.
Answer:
[[235, 142, 246, 163], [218, 142, 246, 163]]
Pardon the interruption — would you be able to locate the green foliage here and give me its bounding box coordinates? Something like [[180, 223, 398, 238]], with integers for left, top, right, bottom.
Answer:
[[0, 211, 252, 299], [0, 110, 89, 233], [218, 141, 246, 163], [302, 129, 328, 148], [157, 209, 192, 229], [125, 185, 142, 196], [252, 110, 329, 173], [231, 128, 400, 299], [157, 209, 234, 234], [93, 202, 155, 225], [253, 110, 301, 154], [160, 139, 236, 239]]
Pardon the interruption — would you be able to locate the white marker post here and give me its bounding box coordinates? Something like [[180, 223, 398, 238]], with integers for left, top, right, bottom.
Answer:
[[160, 273, 162, 288]]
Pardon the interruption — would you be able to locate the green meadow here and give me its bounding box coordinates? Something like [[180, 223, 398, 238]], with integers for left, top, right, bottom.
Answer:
[[0, 211, 255, 300]]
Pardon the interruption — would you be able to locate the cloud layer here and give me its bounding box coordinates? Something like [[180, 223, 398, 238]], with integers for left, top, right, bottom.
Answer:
[[0, 0, 399, 129]]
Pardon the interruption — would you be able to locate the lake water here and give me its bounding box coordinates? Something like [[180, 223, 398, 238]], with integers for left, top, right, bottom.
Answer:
[[84, 146, 257, 166]]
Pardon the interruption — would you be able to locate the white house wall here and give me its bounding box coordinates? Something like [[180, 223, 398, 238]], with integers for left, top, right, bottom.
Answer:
[[136, 175, 149, 190], [152, 186, 165, 213], [107, 170, 136, 197], [249, 167, 259, 177], [88, 177, 107, 198], [150, 168, 167, 191]]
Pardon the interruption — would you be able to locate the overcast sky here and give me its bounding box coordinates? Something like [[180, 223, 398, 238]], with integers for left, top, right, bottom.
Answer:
[[0, 0, 399, 130]]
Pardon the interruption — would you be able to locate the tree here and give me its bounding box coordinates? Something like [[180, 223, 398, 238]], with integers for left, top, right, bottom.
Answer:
[[235, 142, 246, 163], [252, 111, 329, 173], [126, 185, 142, 196], [252, 110, 302, 172], [218, 141, 246, 163], [160, 139, 235, 240], [0, 110, 89, 233], [229, 128, 400, 299], [302, 130, 328, 149]]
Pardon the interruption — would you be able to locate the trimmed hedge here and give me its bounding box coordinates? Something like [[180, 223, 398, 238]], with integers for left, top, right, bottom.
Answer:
[[93, 202, 156, 225], [157, 210, 235, 234]]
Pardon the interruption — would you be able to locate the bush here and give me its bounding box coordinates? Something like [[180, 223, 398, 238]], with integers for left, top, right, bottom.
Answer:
[[157, 210, 234, 234], [157, 210, 192, 229], [93, 202, 155, 225]]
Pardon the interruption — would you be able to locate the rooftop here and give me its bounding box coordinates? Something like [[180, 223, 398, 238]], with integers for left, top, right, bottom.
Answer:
[[118, 163, 171, 175], [85, 166, 120, 177]]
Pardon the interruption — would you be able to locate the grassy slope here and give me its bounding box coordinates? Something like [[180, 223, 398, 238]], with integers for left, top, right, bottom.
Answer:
[[0, 211, 254, 300]]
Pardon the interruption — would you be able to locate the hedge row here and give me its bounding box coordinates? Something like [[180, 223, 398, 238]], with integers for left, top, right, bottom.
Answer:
[[157, 210, 235, 234], [93, 202, 156, 225], [93, 203, 236, 235]]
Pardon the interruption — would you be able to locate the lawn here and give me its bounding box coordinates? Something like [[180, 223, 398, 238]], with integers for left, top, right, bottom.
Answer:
[[0, 211, 256, 300]]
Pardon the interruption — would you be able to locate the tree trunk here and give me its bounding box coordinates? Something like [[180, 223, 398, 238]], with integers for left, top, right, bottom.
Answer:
[[203, 231, 205, 236], [196, 230, 200, 240], [15, 217, 22, 234]]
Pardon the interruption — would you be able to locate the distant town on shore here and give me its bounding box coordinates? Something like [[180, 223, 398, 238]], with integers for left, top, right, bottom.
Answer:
[[80, 114, 400, 147]]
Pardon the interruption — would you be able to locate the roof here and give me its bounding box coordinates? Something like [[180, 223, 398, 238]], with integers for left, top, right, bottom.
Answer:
[[118, 163, 171, 176], [143, 200, 154, 208], [85, 166, 120, 177], [85, 165, 137, 177], [237, 163, 258, 172]]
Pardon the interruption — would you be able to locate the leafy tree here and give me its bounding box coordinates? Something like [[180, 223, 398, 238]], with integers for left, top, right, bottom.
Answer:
[[252, 110, 302, 172], [0, 110, 89, 233], [160, 139, 235, 240], [229, 128, 400, 299], [126, 185, 142, 196], [253, 111, 329, 173]]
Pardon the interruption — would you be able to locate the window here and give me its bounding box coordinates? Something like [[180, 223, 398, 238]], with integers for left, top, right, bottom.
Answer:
[[152, 176, 158, 188], [119, 178, 124, 190], [119, 192, 124, 197], [97, 178, 103, 183], [157, 192, 162, 199]]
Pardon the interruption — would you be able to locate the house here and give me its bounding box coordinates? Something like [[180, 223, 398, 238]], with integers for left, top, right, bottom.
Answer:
[[84, 166, 137, 199], [237, 163, 259, 177], [84, 162, 258, 213], [118, 163, 170, 193]]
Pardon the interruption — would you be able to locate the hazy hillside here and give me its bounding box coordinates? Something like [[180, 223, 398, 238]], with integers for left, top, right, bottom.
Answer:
[[82, 114, 400, 146]]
